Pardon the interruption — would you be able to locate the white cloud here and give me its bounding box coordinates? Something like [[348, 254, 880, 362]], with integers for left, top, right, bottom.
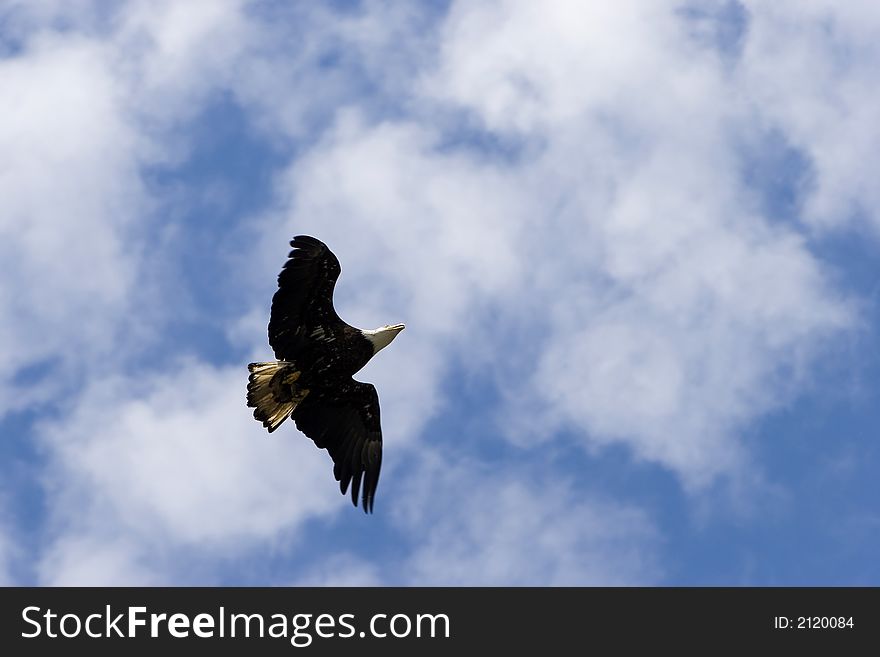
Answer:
[[294, 554, 384, 587], [291, 454, 661, 586], [394, 455, 660, 585], [113, 0, 253, 127], [429, 0, 686, 133], [738, 1, 880, 232], [37, 362, 340, 567], [39, 534, 161, 587], [0, 35, 144, 412], [524, 202, 851, 487]]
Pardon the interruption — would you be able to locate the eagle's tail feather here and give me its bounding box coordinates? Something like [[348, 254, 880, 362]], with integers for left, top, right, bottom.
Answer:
[[247, 361, 309, 433]]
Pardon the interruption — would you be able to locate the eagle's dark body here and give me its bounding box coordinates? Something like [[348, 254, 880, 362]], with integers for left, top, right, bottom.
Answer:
[[247, 235, 403, 513]]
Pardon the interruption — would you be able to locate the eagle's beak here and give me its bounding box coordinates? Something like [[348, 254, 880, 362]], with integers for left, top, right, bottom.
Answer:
[[390, 323, 405, 332]]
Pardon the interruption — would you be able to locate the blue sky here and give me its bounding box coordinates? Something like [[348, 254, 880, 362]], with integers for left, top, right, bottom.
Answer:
[[1, 0, 878, 586]]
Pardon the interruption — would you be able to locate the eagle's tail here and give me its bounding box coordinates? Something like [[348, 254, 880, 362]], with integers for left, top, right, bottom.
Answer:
[[247, 361, 309, 433]]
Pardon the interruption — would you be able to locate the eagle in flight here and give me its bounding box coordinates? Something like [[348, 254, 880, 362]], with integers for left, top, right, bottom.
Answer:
[[247, 235, 404, 513]]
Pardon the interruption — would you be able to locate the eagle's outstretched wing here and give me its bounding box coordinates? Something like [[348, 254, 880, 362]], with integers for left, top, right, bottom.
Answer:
[[268, 235, 346, 361], [292, 380, 383, 513]]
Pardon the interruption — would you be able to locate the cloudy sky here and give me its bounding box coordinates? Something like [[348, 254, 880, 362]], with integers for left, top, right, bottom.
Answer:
[[1, 0, 878, 586]]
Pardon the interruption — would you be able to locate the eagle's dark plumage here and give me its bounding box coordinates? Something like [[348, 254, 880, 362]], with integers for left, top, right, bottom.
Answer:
[[247, 235, 403, 513]]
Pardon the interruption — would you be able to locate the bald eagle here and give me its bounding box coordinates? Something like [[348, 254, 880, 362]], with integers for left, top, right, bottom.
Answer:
[[247, 235, 404, 513]]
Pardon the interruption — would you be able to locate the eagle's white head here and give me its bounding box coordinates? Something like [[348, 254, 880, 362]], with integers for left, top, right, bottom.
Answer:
[[361, 324, 405, 355]]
